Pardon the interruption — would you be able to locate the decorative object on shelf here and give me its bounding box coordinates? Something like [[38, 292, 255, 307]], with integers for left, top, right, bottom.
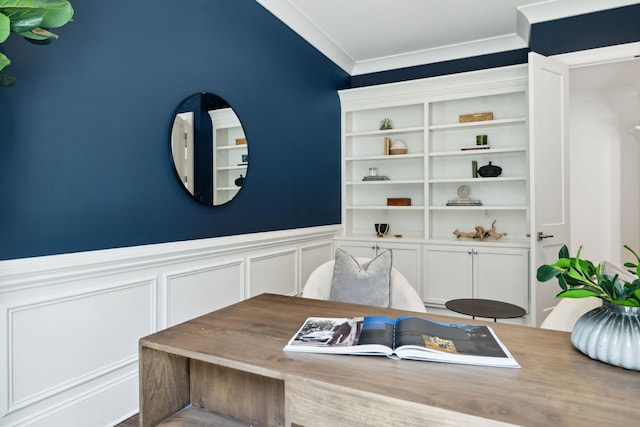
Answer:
[[0, 0, 75, 87], [234, 175, 245, 187], [477, 161, 502, 177], [384, 137, 391, 155], [368, 167, 378, 177], [447, 185, 482, 206], [379, 118, 393, 130], [453, 220, 506, 240], [387, 198, 411, 206], [459, 112, 494, 123], [476, 135, 488, 145], [537, 245, 640, 371], [235, 138, 247, 145], [472, 160, 478, 178], [389, 140, 407, 155], [362, 175, 390, 181], [238, 154, 248, 166], [374, 223, 389, 237]]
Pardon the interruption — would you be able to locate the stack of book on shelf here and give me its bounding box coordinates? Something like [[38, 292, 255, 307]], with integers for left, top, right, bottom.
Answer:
[[362, 176, 390, 181], [461, 146, 491, 151], [447, 199, 482, 206], [284, 315, 520, 368]]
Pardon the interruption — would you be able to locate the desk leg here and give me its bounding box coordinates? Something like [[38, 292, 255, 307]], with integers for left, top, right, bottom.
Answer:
[[139, 346, 190, 427]]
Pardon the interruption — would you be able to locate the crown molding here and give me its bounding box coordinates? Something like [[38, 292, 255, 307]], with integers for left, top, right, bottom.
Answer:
[[258, 0, 640, 76], [350, 34, 528, 76], [255, 0, 356, 73]]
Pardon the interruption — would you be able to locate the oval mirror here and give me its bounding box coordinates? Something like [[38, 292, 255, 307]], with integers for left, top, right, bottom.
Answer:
[[170, 93, 248, 205]]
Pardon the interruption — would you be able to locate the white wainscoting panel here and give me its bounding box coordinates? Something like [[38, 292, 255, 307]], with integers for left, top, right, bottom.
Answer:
[[165, 259, 245, 327], [300, 240, 335, 291], [9, 279, 153, 409], [0, 225, 341, 426], [248, 249, 298, 297]]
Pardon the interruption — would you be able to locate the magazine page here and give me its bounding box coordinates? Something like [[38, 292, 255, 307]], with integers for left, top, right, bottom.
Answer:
[[393, 316, 520, 368], [283, 316, 393, 355]]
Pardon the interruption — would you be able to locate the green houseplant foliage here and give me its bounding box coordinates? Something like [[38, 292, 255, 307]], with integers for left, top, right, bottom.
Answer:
[[0, 0, 74, 86], [537, 245, 640, 307]]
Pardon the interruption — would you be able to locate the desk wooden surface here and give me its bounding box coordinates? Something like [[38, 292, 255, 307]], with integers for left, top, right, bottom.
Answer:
[[140, 293, 640, 426]]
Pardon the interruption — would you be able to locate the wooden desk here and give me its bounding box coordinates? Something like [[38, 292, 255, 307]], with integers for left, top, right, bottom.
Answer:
[[139, 294, 640, 426]]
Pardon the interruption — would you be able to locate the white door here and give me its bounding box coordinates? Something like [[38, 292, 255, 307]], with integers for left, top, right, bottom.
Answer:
[[171, 113, 194, 193], [528, 52, 571, 326]]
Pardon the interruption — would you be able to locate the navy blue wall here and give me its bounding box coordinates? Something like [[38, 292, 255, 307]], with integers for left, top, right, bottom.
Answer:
[[1, 2, 639, 261], [0, 1, 349, 260]]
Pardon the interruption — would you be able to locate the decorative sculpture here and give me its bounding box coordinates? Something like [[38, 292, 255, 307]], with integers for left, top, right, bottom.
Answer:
[[453, 220, 506, 240]]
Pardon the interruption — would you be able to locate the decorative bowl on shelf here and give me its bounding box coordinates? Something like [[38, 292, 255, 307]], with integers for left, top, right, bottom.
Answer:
[[389, 140, 408, 155], [477, 161, 502, 177], [374, 223, 389, 237]]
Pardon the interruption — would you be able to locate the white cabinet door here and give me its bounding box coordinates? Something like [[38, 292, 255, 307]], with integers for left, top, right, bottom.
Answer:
[[423, 245, 473, 306], [334, 239, 422, 295], [424, 244, 529, 313], [474, 247, 529, 311]]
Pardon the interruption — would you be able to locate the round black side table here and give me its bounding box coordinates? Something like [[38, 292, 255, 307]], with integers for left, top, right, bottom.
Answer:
[[445, 298, 526, 322]]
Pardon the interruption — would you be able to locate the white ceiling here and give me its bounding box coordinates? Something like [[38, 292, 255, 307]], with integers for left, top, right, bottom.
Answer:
[[256, 0, 640, 75]]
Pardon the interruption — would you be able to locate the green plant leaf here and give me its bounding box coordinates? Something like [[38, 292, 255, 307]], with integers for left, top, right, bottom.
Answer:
[[536, 264, 561, 282], [0, 51, 9, 70], [40, 0, 72, 28], [557, 275, 569, 291], [559, 245, 570, 258], [0, 69, 16, 86], [616, 298, 640, 307], [556, 289, 602, 299], [0, 0, 67, 8], [553, 258, 571, 268], [1, 7, 44, 32], [0, 11, 9, 42], [17, 27, 54, 40]]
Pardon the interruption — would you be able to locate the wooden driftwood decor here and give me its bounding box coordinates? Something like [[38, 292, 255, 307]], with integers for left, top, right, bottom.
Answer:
[[453, 220, 506, 240]]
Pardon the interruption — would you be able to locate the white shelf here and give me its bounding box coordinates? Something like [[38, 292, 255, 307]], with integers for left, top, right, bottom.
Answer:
[[347, 179, 424, 185], [429, 117, 526, 131], [429, 147, 525, 157], [218, 186, 242, 191], [217, 145, 247, 151], [346, 205, 425, 210], [345, 153, 424, 161], [341, 73, 529, 243], [217, 165, 248, 172], [429, 176, 526, 184], [429, 205, 527, 210], [345, 126, 424, 137]]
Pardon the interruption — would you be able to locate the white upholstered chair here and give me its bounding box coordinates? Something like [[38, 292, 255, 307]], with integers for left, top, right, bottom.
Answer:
[[540, 260, 635, 331], [540, 297, 602, 332], [301, 257, 427, 313]]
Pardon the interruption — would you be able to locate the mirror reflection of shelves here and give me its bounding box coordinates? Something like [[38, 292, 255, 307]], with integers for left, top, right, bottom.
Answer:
[[212, 108, 247, 205]]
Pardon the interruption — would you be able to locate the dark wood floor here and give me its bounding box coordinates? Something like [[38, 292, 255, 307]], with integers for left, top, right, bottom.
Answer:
[[117, 413, 138, 426]]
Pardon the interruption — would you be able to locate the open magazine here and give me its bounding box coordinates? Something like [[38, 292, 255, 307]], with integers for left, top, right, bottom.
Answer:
[[283, 315, 520, 368]]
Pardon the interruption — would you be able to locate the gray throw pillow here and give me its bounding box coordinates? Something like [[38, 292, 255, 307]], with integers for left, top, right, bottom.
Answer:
[[329, 249, 392, 307]]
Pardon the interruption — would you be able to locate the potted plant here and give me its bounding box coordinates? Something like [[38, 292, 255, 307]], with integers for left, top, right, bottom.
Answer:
[[0, 0, 74, 86], [537, 245, 640, 370]]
